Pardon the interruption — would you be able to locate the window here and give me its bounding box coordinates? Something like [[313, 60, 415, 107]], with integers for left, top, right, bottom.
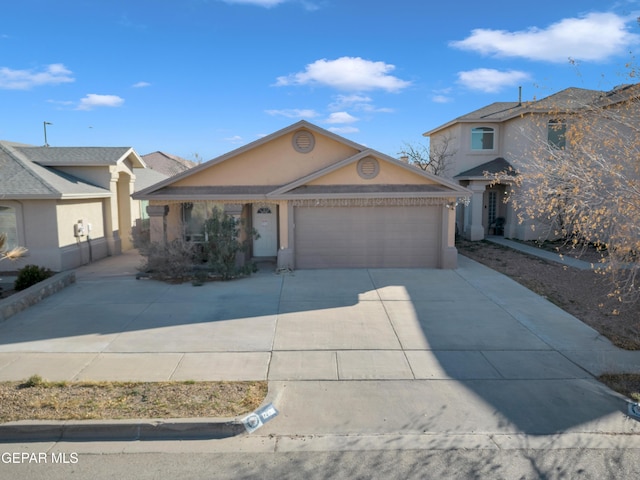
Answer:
[[0, 205, 18, 249], [181, 201, 220, 242], [471, 127, 494, 150], [547, 119, 566, 149]]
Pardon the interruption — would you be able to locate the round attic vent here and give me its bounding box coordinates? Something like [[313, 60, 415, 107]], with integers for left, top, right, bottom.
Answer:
[[357, 156, 379, 179], [292, 130, 315, 153]]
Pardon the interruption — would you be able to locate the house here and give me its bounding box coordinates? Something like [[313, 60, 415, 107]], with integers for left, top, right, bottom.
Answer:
[[133, 121, 471, 269], [0, 141, 165, 271], [141, 151, 197, 177], [423, 85, 639, 241]]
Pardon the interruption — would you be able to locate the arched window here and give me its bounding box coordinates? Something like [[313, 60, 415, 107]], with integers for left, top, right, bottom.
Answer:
[[471, 127, 495, 150], [0, 205, 18, 249]]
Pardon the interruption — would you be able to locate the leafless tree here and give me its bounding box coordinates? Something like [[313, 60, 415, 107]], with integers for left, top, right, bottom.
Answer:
[[400, 134, 456, 176], [496, 83, 640, 303]]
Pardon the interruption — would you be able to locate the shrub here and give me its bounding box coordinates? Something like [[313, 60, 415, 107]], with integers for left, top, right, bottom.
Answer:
[[203, 208, 259, 280], [137, 237, 199, 282], [14, 264, 53, 291]]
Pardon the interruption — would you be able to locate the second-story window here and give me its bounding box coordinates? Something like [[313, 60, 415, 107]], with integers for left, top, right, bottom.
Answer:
[[547, 119, 567, 149], [471, 127, 494, 150]]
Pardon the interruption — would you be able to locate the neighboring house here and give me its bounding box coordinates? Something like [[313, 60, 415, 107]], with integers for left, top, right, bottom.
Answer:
[[134, 121, 471, 269], [0, 142, 164, 271], [142, 151, 197, 177], [423, 85, 639, 241]]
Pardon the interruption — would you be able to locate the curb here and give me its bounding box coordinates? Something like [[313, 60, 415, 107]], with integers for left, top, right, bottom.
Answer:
[[0, 271, 75, 323], [0, 418, 245, 442]]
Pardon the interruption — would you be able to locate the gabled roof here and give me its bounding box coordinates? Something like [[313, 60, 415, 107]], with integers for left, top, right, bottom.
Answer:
[[270, 148, 469, 198], [455, 157, 515, 180], [135, 120, 367, 198], [15, 146, 146, 168], [0, 141, 112, 199], [142, 151, 197, 176], [134, 122, 470, 201], [424, 87, 606, 137]]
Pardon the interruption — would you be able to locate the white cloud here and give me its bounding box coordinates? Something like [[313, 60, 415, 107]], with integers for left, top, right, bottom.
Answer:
[[457, 68, 531, 93], [328, 126, 359, 134], [275, 57, 411, 92], [77, 94, 125, 111], [328, 94, 394, 113], [432, 95, 452, 103], [132, 81, 151, 88], [0, 63, 74, 90], [265, 108, 319, 118], [450, 12, 640, 63], [224, 135, 244, 144], [222, 0, 287, 6], [325, 111, 358, 124]]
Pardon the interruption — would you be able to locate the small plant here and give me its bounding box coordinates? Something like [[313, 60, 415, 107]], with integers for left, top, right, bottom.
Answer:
[[14, 264, 53, 291], [203, 208, 259, 280], [19, 374, 45, 389]]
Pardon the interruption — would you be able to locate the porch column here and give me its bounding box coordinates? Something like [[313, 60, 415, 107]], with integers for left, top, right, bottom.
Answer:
[[466, 182, 486, 241], [104, 171, 120, 255], [147, 205, 169, 244], [441, 200, 458, 269], [277, 201, 294, 270]]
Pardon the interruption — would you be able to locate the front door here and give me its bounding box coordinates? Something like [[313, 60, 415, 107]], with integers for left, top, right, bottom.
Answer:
[[252, 204, 277, 256]]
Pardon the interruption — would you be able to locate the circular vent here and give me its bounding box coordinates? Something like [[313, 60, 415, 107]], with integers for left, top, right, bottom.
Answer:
[[292, 130, 315, 153], [357, 156, 379, 179]]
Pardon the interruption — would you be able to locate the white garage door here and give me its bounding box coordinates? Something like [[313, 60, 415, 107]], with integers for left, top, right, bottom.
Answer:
[[294, 206, 440, 268]]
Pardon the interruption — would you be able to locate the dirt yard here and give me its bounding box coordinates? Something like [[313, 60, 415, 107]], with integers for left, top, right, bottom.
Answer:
[[456, 239, 639, 350]]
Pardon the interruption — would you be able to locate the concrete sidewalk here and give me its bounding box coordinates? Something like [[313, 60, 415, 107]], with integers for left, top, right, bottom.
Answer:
[[486, 236, 598, 270], [0, 249, 638, 442]]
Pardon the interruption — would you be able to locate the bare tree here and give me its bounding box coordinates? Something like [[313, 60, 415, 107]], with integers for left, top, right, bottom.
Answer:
[[498, 83, 640, 303], [400, 134, 456, 176]]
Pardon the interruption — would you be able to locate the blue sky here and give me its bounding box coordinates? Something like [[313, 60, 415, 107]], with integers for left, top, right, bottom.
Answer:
[[2, 0, 639, 161]]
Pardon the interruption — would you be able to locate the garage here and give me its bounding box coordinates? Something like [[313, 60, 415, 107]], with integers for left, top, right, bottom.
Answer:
[[294, 205, 441, 268]]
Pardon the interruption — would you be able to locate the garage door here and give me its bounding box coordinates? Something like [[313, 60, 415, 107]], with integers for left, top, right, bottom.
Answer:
[[294, 206, 440, 268]]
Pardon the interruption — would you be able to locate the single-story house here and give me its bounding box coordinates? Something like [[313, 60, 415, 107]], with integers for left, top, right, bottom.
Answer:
[[133, 121, 471, 269], [0, 141, 166, 271]]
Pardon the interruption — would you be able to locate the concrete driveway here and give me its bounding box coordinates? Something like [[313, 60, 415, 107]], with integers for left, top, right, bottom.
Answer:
[[0, 250, 638, 438]]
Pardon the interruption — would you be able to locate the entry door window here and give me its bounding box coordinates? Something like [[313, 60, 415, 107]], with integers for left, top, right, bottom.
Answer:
[[487, 191, 497, 227]]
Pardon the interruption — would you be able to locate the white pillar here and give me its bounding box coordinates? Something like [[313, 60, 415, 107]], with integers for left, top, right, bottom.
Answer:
[[466, 182, 486, 241]]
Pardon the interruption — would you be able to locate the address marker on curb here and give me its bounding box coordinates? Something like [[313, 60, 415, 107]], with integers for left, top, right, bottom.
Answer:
[[629, 403, 640, 420], [241, 403, 279, 433]]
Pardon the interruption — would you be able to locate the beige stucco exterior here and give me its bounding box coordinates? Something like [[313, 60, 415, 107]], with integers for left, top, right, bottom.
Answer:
[[137, 121, 470, 270], [1, 146, 150, 272]]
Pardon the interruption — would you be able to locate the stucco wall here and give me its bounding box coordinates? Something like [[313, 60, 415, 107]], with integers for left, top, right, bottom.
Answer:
[[173, 131, 360, 187], [56, 200, 105, 247], [307, 158, 436, 186]]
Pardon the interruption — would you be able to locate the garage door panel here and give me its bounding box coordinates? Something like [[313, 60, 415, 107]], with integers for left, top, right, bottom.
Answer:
[[294, 206, 440, 269]]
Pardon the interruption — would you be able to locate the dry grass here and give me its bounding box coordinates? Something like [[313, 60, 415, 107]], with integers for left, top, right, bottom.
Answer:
[[598, 374, 640, 403], [0, 375, 267, 422]]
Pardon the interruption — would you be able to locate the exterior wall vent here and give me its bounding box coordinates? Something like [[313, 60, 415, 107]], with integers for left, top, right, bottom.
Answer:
[[292, 130, 315, 153], [357, 156, 379, 179]]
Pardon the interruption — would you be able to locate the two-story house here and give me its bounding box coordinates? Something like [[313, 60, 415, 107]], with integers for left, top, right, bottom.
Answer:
[[423, 85, 639, 241]]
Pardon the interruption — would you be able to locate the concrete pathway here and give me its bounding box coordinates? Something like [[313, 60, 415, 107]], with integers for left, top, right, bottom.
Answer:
[[486, 236, 599, 270], [0, 249, 638, 440]]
